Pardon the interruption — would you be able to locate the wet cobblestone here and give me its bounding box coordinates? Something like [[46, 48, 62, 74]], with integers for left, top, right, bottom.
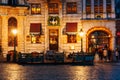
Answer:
[[0, 62, 120, 80]]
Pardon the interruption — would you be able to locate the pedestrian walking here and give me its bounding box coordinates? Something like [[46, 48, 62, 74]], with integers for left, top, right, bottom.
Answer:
[[115, 48, 119, 61]]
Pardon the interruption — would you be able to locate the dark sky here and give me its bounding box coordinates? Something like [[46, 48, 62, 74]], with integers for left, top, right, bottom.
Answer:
[[115, 0, 120, 13]]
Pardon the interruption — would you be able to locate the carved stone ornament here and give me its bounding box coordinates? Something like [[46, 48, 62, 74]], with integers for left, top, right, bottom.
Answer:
[[48, 16, 60, 26]]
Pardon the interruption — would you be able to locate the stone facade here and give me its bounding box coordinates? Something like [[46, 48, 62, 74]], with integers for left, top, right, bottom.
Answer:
[[0, 0, 116, 57]]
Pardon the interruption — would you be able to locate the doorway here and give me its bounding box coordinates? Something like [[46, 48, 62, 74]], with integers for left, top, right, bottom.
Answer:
[[49, 29, 59, 51], [88, 30, 110, 53]]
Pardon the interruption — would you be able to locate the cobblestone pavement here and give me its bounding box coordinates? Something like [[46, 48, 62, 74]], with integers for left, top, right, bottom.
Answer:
[[0, 62, 120, 80]]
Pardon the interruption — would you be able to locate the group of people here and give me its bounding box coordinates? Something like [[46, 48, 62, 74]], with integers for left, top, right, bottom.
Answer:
[[94, 48, 120, 62]]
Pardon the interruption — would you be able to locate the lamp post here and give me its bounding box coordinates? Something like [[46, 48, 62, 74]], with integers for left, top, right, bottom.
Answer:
[[79, 29, 84, 53], [12, 29, 17, 62]]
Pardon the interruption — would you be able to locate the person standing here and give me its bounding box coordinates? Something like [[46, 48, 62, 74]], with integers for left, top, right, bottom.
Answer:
[[103, 48, 108, 62], [115, 48, 119, 61], [108, 48, 112, 61], [98, 48, 103, 61]]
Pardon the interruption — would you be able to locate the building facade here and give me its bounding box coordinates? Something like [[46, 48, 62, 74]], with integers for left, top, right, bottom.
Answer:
[[0, 0, 117, 57], [115, 0, 120, 50]]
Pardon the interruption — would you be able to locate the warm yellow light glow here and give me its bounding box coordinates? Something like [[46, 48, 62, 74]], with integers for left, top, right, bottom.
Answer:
[[70, 45, 75, 50], [5, 64, 23, 80], [12, 29, 17, 35], [79, 29, 84, 37]]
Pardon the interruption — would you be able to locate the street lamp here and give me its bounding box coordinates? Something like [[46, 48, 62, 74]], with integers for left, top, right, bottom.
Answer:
[[79, 29, 84, 53], [12, 29, 17, 62]]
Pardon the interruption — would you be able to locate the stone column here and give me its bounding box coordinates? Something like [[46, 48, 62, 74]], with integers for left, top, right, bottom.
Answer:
[[1, 16, 8, 57], [103, 0, 107, 18], [82, 0, 86, 19], [111, 0, 115, 18], [113, 36, 116, 51], [17, 16, 26, 53], [44, 2, 49, 52], [91, 0, 94, 18]]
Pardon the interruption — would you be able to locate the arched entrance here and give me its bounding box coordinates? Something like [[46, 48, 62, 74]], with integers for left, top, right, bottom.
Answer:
[[87, 27, 112, 53], [8, 17, 17, 47]]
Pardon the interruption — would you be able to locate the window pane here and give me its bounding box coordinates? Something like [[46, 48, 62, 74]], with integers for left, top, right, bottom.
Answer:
[[48, 3, 59, 14], [99, 0, 103, 13], [31, 35, 41, 43], [31, 4, 41, 15], [67, 2, 77, 14], [86, 0, 91, 14], [106, 0, 112, 13], [94, 0, 99, 13], [67, 35, 76, 43]]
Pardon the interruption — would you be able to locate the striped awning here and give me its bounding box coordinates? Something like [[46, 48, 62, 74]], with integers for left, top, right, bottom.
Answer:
[[30, 23, 41, 34], [66, 23, 77, 34]]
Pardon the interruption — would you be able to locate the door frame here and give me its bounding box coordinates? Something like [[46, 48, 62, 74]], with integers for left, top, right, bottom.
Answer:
[[49, 29, 59, 51], [86, 27, 112, 52]]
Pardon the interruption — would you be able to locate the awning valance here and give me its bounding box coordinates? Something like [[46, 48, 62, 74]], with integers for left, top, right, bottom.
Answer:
[[66, 23, 77, 34], [30, 23, 41, 34]]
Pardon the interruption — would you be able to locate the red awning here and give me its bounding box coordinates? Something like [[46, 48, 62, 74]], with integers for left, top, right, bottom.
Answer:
[[30, 23, 41, 34], [66, 23, 77, 34]]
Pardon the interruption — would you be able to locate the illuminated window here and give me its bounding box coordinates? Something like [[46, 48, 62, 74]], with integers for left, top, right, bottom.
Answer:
[[31, 34, 41, 44], [66, 23, 77, 43], [31, 4, 41, 15], [48, 3, 59, 14], [66, 2, 77, 14], [67, 35, 76, 43]]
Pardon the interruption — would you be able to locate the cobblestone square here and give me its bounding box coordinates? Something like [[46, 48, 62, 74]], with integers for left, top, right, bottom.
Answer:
[[0, 62, 120, 80]]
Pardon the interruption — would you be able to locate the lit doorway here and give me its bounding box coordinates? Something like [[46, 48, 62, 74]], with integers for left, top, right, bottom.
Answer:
[[88, 30, 110, 53], [49, 29, 58, 51]]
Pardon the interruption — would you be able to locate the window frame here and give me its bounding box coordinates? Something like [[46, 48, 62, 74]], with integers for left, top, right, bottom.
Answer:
[[66, 2, 77, 14], [106, 0, 112, 13], [48, 3, 59, 14], [86, 0, 91, 14], [31, 3, 41, 15], [31, 34, 41, 44], [67, 34, 77, 43]]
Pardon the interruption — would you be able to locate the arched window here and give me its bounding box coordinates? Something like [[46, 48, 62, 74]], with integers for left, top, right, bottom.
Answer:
[[88, 30, 110, 53], [8, 17, 17, 47]]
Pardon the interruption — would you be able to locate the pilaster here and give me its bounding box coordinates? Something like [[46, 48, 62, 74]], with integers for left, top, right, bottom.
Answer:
[[1, 16, 8, 55], [103, 0, 107, 18]]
